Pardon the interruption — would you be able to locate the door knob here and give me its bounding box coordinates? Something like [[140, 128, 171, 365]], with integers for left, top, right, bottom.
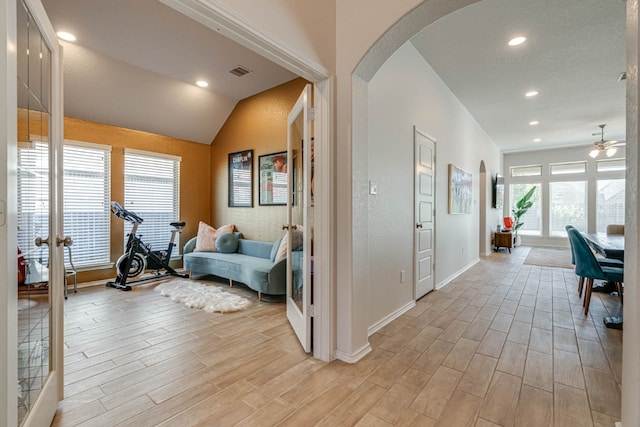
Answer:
[[35, 236, 49, 247], [282, 225, 289, 230], [416, 223, 423, 229], [57, 235, 73, 247]]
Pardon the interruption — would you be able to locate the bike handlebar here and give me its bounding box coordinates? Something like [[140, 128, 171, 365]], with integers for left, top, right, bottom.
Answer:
[[110, 201, 144, 224]]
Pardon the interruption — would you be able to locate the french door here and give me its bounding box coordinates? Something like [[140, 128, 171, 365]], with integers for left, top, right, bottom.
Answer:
[[1, 0, 64, 425], [285, 84, 313, 352]]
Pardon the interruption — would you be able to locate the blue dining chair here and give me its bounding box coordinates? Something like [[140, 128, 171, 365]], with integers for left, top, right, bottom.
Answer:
[[565, 225, 585, 296], [565, 225, 623, 297], [567, 227, 624, 315]]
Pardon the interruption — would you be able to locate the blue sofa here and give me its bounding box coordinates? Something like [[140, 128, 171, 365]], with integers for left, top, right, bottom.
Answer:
[[183, 235, 299, 299]]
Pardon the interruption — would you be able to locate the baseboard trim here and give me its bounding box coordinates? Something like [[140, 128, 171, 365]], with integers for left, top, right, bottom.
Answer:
[[436, 259, 480, 290], [335, 342, 372, 364], [368, 300, 416, 336]]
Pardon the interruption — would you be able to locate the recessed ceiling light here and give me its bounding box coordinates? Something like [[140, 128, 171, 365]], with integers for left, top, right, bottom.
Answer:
[[57, 31, 76, 42], [529, 121, 539, 126], [196, 80, 208, 88], [533, 138, 542, 142], [508, 36, 527, 47], [525, 90, 539, 97]]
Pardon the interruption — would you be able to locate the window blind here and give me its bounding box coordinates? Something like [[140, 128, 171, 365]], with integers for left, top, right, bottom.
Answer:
[[124, 150, 181, 254], [63, 142, 111, 267]]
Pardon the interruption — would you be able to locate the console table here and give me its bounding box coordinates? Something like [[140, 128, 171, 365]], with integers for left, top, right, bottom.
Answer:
[[494, 231, 513, 253]]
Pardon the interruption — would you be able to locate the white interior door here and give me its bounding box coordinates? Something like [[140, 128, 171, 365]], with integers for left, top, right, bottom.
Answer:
[[2, 1, 64, 425], [415, 128, 435, 299], [286, 84, 312, 352]]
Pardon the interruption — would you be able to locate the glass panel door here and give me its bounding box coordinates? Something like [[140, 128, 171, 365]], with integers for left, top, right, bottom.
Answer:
[[286, 84, 312, 352], [14, 0, 62, 425]]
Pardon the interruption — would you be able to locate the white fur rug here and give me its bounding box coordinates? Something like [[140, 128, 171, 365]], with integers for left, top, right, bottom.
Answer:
[[154, 280, 251, 313]]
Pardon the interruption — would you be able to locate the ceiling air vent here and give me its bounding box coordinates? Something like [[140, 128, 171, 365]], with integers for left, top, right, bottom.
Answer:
[[229, 65, 252, 77], [617, 72, 627, 82]]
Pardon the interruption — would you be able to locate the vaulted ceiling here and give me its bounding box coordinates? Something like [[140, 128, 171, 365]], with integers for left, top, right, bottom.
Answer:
[[41, 0, 297, 144]]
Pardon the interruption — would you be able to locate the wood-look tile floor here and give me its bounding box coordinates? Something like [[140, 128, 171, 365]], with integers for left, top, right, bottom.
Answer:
[[52, 248, 623, 426]]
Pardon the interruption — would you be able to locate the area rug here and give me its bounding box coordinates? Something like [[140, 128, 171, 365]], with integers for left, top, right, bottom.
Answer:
[[524, 246, 573, 269], [154, 280, 251, 313]]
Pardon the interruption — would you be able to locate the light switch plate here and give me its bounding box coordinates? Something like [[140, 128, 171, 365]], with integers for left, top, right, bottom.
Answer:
[[369, 180, 378, 195]]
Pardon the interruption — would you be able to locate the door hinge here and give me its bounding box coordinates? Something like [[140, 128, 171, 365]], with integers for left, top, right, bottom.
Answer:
[[308, 304, 315, 316], [309, 108, 315, 121]]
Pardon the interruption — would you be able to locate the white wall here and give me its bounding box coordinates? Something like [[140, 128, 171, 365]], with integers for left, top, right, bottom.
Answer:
[[366, 42, 501, 329]]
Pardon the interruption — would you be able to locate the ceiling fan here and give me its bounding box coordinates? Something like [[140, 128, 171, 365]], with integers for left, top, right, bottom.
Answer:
[[589, 124, 625, 158]]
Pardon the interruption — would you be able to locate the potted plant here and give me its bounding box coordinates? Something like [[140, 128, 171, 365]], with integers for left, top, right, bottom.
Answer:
[[512, 186, 536, 246]]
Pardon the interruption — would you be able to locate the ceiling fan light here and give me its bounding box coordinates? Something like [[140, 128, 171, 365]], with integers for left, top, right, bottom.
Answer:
[[589, 149, 600, 158], [606, 147, 617, 157]]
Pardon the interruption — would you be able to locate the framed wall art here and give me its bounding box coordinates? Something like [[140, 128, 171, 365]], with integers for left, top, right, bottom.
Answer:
[[259, 151, 289, 205], [228, 149, 253, 207], [493, 173, 504, 210], [448, 163, 472, 214]]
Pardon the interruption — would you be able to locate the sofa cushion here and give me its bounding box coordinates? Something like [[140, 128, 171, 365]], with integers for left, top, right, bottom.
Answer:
[[194, 221, 234, 252], [237, 239, 273, 259], [270, 237, 282, 262], [216, 233, 239, 253], [275, 225, 304, 262]]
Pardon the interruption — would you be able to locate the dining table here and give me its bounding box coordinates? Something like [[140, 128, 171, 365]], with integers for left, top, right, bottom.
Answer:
[[582, 232, 624, 261], [582, 232, 625, 329]]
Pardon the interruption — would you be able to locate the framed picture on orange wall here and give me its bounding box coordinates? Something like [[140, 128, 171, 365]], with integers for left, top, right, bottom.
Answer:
[[228, 149, 253, 207], [259, 151, 288, 205]]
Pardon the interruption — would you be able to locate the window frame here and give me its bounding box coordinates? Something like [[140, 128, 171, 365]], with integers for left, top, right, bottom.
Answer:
[[510, 164, 542, 178]]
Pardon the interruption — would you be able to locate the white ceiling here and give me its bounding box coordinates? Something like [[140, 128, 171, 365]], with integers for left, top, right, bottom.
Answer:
[[41, 0, 297, 144], [411, 0, 627, 152], [41, 0, 627, 152]]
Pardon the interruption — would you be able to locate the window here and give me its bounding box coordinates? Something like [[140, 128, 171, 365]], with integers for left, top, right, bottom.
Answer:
[[597, 158, 625, 172], [550, 161, 586, 175], [124, 149, 181, 254], [549, 181, 587, 235], [510, 165, 542, 177], [509, 183, 542, 235], [64, 142, 111, 267], [596, 179, 625, 232]]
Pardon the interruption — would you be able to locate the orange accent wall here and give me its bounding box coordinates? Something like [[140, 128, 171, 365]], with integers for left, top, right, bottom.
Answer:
[[63, 117, 211, 283], [210, 78, 310, 242]]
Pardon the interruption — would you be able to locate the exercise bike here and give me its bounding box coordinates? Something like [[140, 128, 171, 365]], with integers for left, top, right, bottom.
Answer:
[[108, 201, 188, 291]]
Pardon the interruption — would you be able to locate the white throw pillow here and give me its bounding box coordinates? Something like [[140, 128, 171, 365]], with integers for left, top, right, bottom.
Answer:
[[194, 221, 234, 252], [275, 225, 304, 262]]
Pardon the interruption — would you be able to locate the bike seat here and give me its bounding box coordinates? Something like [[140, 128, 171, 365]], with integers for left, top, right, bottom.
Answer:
[[170, 221, 186, 229]]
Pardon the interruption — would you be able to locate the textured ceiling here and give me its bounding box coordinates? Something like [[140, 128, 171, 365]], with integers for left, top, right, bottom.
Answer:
[[41, 0, 627, 151], [411, 0, 626, 152], [41, 0, 297, 144]]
